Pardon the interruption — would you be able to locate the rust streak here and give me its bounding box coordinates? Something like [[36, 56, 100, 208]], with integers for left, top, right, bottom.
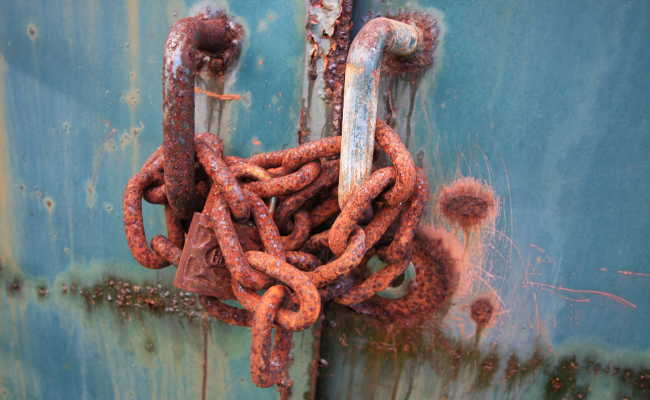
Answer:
[[528, 280, 637, 309], [195, 86, 241, 101]]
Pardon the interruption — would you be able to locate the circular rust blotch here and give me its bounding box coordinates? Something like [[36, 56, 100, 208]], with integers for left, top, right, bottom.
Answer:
[[437, 177, 497, 229], [445, 195, 489, 220], [26, 24, 38, 41], [349, 227, 462, 325], [382, 12, 440, 75], [470, 297, 494, 328]]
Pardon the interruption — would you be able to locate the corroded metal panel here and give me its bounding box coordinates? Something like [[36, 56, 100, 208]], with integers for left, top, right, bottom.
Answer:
[[3, 0, 650, 399], [0, 1, 316, 399], [317, 0, 650, 399]]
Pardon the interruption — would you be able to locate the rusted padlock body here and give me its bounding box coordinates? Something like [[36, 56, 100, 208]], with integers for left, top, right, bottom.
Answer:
[[174, 213, 234, 299]]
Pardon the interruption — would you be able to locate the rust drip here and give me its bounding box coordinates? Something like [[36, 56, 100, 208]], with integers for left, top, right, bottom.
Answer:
[[470, 297, 495, 330]]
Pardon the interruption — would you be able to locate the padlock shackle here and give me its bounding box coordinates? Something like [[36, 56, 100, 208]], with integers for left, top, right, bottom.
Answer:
[[162, 13, 242, 220], [338, 17, 422, 208]]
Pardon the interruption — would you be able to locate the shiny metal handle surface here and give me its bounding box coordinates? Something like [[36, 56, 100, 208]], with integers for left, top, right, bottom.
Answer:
[[338, 17, 422, 207]]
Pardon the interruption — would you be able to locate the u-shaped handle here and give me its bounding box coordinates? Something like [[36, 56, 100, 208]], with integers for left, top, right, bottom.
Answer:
[[338, 17, 423, 207], [162, 13, 242, 220]]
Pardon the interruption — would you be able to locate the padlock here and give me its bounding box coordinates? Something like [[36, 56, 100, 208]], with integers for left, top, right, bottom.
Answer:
[[174, 212, 234, 299]]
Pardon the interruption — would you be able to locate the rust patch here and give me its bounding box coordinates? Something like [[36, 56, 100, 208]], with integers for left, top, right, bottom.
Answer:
[[6, 277, 22, 295], [437, 177, 498, 230], [348, 227, 461, 325], [470, 297, 494, 328], [322, 0, 353, 135], [26, 24, 38, 41], [36, 284, 49, 299], [162, 12, 243, 220], [60, 276, 205, 321], [382, 12, 440, 76]]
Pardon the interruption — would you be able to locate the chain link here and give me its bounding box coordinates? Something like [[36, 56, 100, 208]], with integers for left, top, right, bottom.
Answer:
[[123, 119, 430, 388]]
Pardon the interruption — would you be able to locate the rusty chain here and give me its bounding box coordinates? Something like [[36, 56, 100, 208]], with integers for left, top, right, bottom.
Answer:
[[123, 120, 443, 389]]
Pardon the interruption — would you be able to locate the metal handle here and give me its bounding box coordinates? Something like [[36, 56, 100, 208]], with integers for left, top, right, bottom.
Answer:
[[162, 13, 242, 220], [338, 17, 422, 207]]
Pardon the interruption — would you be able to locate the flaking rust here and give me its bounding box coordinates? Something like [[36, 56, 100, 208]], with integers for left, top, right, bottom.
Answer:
[[162, 11, 243, 221], [322, 0, 354, 136], [300, 0, 354, 143], [58, 276, 205, 321]]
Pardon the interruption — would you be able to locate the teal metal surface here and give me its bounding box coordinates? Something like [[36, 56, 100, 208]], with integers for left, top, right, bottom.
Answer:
[[2, 0, 650, 399], [0, 1, 316, 399], [317, 0, 650, 399]]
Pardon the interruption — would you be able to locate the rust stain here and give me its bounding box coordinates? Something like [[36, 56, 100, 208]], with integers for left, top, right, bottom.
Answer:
[[194, 87, 241, 101], [26, 23, 38, 41], [436, 177, 498, 232], [162, 11, 243, 220], [43, 196, 55, 215], [0, 54, 18, 274], [322, 0, 353, 136]]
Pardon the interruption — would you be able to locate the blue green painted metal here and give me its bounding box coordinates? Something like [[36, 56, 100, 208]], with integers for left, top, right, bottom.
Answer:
[[2, 0, 650, 399], [0, 1, 314, 399], [316, 0, 650, 399]]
